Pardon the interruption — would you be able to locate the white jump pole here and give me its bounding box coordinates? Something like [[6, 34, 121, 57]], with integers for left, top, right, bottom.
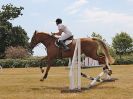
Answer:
[[89, 69, 112, 88], [77, 39, 81, 90], [69, 40, 78, 90], [89, 71, 104, 87], [0, 65, 2, 72], [69, 39, 81, 90], [68, 58, 72, 67]]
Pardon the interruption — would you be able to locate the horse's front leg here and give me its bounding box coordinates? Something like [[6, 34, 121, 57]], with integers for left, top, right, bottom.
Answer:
[[40, 66, 44, 73], [40, 60, 53, 81], [40, 66, 50, 81], [40, 56, 48, 73]]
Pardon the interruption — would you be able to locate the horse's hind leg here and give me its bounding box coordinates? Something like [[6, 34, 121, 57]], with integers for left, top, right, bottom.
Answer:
[[92, 55, 112, 79], [104, 57, 112, 75], [103, 65, 112, 76], [101, 57, 112, 79]]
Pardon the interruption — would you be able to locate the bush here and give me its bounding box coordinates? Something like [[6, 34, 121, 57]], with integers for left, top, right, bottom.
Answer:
[[0, 58, 47, 68], [53, 58, 69, 66], [0, 58, 69, 68], [114, 58, 133, 65], [113, 54, 133, 65], [5, 46, 30, 59]]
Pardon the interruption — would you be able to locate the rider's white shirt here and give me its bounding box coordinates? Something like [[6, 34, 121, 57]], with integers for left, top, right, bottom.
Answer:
[[58, 24, 72, 35], [58, 24, 72, 40]]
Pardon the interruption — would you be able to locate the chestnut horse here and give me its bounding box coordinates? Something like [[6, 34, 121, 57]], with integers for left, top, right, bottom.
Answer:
[[30, 31, 114, 81]]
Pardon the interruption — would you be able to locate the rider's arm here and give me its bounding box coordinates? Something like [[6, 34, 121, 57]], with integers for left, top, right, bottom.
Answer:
[[54, 29, 63, 36]]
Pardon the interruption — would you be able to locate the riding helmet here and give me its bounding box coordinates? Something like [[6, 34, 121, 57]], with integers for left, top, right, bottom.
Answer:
[[56, 18, 62, 25]]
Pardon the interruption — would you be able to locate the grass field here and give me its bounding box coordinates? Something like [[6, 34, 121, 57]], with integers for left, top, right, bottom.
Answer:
[[0, 65, 133, 99]]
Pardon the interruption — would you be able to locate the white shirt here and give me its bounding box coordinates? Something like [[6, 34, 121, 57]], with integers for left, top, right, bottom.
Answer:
[[58, 24, 72, 36]]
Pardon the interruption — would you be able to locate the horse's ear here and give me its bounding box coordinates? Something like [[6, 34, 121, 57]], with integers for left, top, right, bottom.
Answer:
[[34, 30, 37, 35]]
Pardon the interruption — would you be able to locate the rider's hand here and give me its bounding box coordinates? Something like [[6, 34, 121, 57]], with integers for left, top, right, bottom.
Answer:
[[51, 32, 55, 36], [51, 32, 53, 34]]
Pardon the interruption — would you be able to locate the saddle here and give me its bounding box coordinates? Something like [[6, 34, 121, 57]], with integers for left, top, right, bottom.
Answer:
[[55, 36, 73, 48], [63, 36, 73, 41]]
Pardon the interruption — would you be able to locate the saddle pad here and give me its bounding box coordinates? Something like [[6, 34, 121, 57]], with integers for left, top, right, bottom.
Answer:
[[65, 40, 72, 45]]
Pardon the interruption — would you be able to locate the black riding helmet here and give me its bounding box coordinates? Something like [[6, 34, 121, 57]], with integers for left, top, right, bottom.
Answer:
[[56, 18, 62, 25]]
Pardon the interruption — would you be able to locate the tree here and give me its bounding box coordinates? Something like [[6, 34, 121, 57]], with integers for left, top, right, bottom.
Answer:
[[0, 4, 29, 58], [0, 3, 23, 22], [0, 26, 7, 57], [91, 32, 107, 43], [112, 32, 133, 59], [91, 32, 103, 40], [5, 26, 29, 48]]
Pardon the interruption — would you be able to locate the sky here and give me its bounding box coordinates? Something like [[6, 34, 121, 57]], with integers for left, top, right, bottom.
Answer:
[[0, 0, 133, 56]]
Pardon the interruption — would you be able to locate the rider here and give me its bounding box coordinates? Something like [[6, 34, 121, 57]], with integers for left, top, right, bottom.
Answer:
[[53, 18, 73, 51]]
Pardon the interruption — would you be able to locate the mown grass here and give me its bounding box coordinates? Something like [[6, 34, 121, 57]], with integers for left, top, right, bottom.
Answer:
[[0, 65, 133, 99]]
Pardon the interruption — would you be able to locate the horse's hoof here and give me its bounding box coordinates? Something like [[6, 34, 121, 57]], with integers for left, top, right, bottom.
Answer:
[[43, 76, 47, 79], [40, 79, 44, 81]]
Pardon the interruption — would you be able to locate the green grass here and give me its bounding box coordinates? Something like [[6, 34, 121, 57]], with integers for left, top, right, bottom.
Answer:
[[0, 65, 133, 99]]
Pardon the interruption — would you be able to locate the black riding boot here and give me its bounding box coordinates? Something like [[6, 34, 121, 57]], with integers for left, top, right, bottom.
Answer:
[[59, 40, 70, 51]]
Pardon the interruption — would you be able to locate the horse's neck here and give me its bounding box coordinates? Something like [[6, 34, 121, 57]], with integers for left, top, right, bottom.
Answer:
[[41, 34, 56, 47]]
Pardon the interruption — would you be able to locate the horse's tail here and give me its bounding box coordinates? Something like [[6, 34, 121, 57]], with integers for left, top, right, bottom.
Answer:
[[92, 38, 114, 64]]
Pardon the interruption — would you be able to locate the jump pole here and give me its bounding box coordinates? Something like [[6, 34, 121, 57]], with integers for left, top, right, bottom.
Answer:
[[69, 39, 81, 91], [0, 65, 2, 72]]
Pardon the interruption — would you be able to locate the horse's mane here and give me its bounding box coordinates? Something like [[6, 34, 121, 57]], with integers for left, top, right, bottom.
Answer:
[[37, 32, 57, 39], [37, 32, 50, 36]]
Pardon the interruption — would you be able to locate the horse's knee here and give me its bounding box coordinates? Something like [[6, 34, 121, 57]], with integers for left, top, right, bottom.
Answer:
[[41, 69, 44, 73]]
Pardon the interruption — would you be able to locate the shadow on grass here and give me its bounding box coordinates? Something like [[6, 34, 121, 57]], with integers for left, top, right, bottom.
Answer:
[[30, 78, 118, 93], [30, 85, 67, 92]]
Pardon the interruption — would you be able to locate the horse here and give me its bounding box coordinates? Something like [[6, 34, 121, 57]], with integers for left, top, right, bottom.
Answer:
[[30, 31, 114, 81]]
